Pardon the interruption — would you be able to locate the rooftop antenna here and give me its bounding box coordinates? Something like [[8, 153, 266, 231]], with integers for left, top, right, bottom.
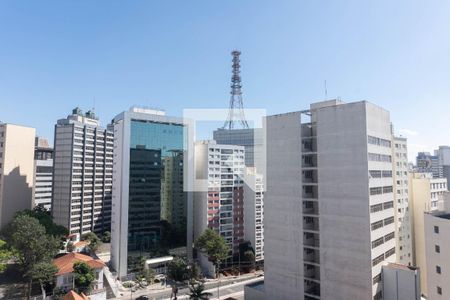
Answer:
[[324, 80, 328, 99], [222, 50, 249, 129]]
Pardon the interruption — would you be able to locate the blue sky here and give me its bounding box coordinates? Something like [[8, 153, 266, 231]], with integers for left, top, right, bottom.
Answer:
[[1, 1, 450, 160]]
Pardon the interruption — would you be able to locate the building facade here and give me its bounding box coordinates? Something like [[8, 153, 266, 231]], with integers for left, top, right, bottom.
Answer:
[[424, 192, 450, 300], [0, 123, 36, 228], [416, 152, 443, 178], [193, 141, 245, 257], [436, 146, 450, 189], [382, 263, 421, 300], [263, 100, 396, 300], [392, 136, 413, 265], [34, 137, 54, 211], [243, 168, 264, 261], [111, 108, 187, 278], [52, 108, 113, 237], [409, 172, 447, 295]]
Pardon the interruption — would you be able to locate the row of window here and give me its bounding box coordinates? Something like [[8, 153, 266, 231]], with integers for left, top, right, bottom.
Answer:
[[370, 201, 394, 213], [372, 247, 396, 266], [370, 186, 393, 196], [368, 153, 392, 163], [369, 170, 392, 178], [371, 217, 395, 231], [368, 135, 392, 148], [371, 232, 395, 249]]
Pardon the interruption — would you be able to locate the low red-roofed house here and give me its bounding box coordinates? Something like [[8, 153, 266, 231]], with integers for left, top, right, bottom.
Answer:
[[53, 252, 105, 294], [61, 290, 90, 300]]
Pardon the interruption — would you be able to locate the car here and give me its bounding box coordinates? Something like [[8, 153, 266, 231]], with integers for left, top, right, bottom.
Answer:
[[136, 296, 150, 300]]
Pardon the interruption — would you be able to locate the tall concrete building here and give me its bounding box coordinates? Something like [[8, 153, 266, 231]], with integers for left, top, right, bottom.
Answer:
[[392, 136, 412, 265], [111, 108, 187, 278], [0, 123, 36, 228], [409, 172, 447, 295], [193, 140, 245, 259], [34, 137, 53, 211], [416, 152, 443, 178], [243, 168, 264, 262], [52, 108, 113, 237], [261, 100, 396, 300], [424, 192, 450, 300], [436, 146, 450, 189]]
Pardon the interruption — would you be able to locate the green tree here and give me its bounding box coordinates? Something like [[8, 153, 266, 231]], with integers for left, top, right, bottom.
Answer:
[[244, 250, 255, 269], [73, 261, 95, 294], [188, 262, 201, 281], [17, 207, 68, 237], [5, 215, 60, 299], [101, 231, 111, 243], [30, 261, 58, 298], [81, 232, 102, 253], [0, 239, 12, 273], [188, 282, 212, 300], [168, 257, 188, 282], [52, 286, 68, 300], [144, 268, 156, 284], [195, 229, 229, 277]]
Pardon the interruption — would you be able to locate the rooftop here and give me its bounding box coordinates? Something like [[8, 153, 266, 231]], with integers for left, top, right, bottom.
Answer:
[[53, 252, 105, 275], [61, 290, 89, 300]]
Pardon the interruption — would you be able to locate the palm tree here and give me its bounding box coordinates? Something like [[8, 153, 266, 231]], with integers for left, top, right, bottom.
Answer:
[[188, 282, 212, 300]]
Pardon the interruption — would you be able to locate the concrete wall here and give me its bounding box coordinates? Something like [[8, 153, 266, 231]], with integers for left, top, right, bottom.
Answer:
[[424, 212, 450, 300], [382, 264, 420, 300], [316, 102, 374, 299], [264, 112, 304, 300], [0, 124, 35, 228]]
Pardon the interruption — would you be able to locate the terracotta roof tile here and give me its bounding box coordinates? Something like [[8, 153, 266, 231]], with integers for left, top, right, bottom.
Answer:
[[53, 252, 105, 275], [61, 290, 89, 300]]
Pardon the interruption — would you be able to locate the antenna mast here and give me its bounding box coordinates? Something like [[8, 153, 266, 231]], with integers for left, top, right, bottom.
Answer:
[[223, 50, 249, 129]]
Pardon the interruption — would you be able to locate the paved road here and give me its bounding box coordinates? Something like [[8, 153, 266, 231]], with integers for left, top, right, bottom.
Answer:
[[115, 275, 263, 300]]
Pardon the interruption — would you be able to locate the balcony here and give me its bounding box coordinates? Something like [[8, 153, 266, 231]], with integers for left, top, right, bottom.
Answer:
[[303, 216, 319, 232], [304, 248, 320, 265], [303, 185, 318, 200], [303, 200, 319, 215], [304, 232, 320, 248], [302, 170, 318, 184], [302, 138, 317, 153], [304, 264, 320, 281], [301, 123, 317, 138], [304, 280, 321, 299], [302, 154, 317, 169]]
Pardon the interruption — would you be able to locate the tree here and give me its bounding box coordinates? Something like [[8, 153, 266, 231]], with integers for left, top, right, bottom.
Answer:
[[0, 239, 12, 273], [244, 250, 255, 270], [5, 215, 60, 299], [73, 261, 95, 294], [16, 208, 68, 237], [81, 232, 102, 253], [195, 229, 229, 276], [101, 231, 111, 243], [30, 261, 58, 298], [52, 286, 68, 300], [188, 282, 212, 300], [168, 257, 188, 282], [144, 268, 156, 284], [188, 262, 201, 281]]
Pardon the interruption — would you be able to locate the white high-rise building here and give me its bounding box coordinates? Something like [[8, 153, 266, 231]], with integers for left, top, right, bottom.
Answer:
[[243, 168, 264, 261], [392, 136, 413, 265], [34, 137, 53, 211], [0, 123, 36, 229], [52, 108, 113, 237], [193, 141, 245, 258], [259, 100, 396, 300]]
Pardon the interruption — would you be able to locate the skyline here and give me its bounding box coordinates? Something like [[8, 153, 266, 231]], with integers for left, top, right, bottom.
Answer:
[[2, 1, 450, 160]]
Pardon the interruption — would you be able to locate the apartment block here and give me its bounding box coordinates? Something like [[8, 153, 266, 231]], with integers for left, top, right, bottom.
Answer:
[[52, 108, 113, 237], [193, 140, 245, 257], [243, 168, 264, 261], [409, 172, 447, 295], [34, 137, 53, 211], [424, 192, 450, 300], [0, 123, 36, 228], [392, 136, 412, 265], [436, 146, 450, 189], [111, 108, 187, 278], [261, 100, 396, 300]]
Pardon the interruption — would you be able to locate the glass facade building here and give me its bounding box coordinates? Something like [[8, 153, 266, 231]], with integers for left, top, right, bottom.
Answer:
[[111, 108, 187, 278]]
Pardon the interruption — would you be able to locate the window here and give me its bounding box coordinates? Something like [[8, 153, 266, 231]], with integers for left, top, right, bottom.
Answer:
[[371, 220, 383, 231], [434, 226, 440, 234], [370, 203, 383, 213], [435, 245, 440, 253], [372, 237, 384, 249], [436, 266, 441, 274], [384, 232, 395, 242], [369, 170, 382, 178], [437, 286, 442, 295], [385, 247, 395, 258], [384, 216, 394, 226], [383, 201, 394, 209], [370, 187, 383, 195], [383, 186, 393, 194], [373, 273, 382, 285], [373, 253, 384, 266], [368, 153, 392, 162]]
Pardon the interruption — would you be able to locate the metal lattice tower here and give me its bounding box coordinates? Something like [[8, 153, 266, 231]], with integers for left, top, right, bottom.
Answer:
[[223, 50, 249, 129]]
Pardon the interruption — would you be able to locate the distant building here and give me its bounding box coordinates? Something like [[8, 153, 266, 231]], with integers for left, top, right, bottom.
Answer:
[[436, 146, 450, 189], [392, 136, 413, 265], [416, 152, 442, 178], [252, 100, 398, 300], [111, 108, 187, 279], [409, 172, 447, 295], [193, 141, 245, 259], [34, 137, 53, 211], [0, 123, 36, 229], [243, 168, 264, 262], [423, 191, 450, 300], [52, 108, 113, 237], [382, 263, 421, 300]]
